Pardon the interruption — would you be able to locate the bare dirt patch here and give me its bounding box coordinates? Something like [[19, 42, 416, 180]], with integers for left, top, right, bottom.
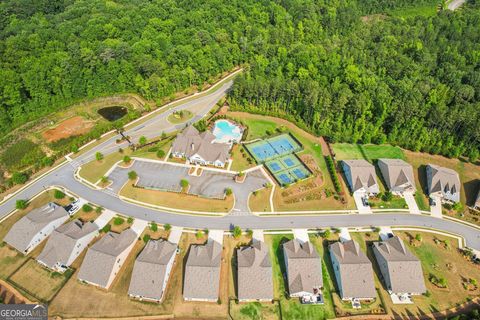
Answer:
[[42, 116, 94, 143]]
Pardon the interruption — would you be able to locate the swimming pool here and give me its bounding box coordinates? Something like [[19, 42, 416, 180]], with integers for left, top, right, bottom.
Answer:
[[212, 120, 243, 144]]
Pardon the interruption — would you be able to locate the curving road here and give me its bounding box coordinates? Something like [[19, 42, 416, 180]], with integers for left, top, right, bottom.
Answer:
[[0, 71, 480, 252]]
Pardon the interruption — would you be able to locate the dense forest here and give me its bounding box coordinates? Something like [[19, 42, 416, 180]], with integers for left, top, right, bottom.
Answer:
[[0, 0, 479, 160]]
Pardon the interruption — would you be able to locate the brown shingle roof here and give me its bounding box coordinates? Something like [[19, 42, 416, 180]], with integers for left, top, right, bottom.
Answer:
[[342, 160, 379, 193], [237, 241, 273, 301], [183, 240, 222, 301], [378, 159, 416, 192], [329, 240, 376, 299], [426, 164, 460, 202], [37, 219, 97, 269], [128, 239, 177, 301], [3, 203, 69, 253], [171, 126, 230, 163], [78, 229, 137, 288], [283, 239, 323, 295], [373, 237, 426, 294]]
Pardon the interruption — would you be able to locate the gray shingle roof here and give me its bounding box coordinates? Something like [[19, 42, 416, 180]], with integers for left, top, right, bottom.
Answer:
[[37, 219, 98, 269], [342, 160, 379, 193], [426, 164, 461, 202], [128, 239, 177, 301], [283, 239, 323, 295], [329, 240, 376, 299], [78, 229, 137, 288], [171, 125, 230, 163], [183, 240, 222, 301], [3, 203, 69, 253], [237, 241, 273, 301], [378, 159, 416, 192], [373, 236, 426, 294]]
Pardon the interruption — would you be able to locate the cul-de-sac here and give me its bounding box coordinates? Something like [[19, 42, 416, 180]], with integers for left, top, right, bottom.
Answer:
[[0, 1, 479, 319]]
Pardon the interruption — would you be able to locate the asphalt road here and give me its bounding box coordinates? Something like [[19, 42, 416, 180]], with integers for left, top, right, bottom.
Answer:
[[1, 72, 480, 251]]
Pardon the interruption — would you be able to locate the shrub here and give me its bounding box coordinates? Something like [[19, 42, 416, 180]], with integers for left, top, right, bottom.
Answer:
[[143, 234, 151, 243], [246, 229, 253, 237], [100, 176, 109, 184], [128, 170, 138, 180], [54, 190, 65, 199], [82, 204, 93, 212], [127, 217, 134, 224], [233, 226, 242, 238], [95, 152, 104, 161], [102, 224, 111, 233], [180, 179, 189, 188], [195, 230, 204, 239], [322, 228, 331, 238], [114, 217, 125, 225], [150, 222, 158, 232], [95, 206, 104, 213], [123, 155, 131, 164], [16, 199, 28, 210], [164, 223, 172, 231], [415, 234, 423, 242], [225, 188, 233, 196], [11, 172, 28, 185], [325, 156, 341, 193], [156, 149, 166, 158], [139, 136, 147, 145]]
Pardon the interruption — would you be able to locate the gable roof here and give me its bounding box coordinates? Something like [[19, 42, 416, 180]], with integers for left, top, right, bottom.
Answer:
[[171, 125, 230, 163], [329, 240, 376, 299], [128, 239, 177, 300], [426, 164, 460, 199], [37, 219, 98, 269], [378, 159, 416, 192], [237, 241, 273, 300], [283, 239, 323, 295], [3, 203, 69, 253], [342, 160, 379, 193], [373, 236, 426, 294], [78, 229, 137, 288], [183, 240, 222, 300]]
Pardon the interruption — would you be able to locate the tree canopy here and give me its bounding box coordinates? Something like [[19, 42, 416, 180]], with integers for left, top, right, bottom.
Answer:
[[0, 0, 478, 160]]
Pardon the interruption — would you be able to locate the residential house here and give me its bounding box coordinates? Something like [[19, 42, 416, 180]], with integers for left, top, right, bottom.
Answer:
[[37, 219, 98, 272], [373, 236, 426, 296], [4, 202, 69, 254], [329, 240, 376, 300], [377, 159, 416, 194], [78, 229, 137, 289], [342, 160, 379, 195], [282, 239, 323, 298], [237, 240, 273, 302], [426, 164, 461, 203], [128, 239, 177, 302], [171, 126, 230, 167], [183, 240, 222, 302]]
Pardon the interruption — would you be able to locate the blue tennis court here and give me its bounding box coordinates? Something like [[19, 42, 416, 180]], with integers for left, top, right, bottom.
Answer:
[[249, 143, 277, 162], [277, 173, 293, 185], [292, 168, 307, 179], [266, 160, 284, 173], [267, 134, 301, 156], [285, 158, 295, 166]]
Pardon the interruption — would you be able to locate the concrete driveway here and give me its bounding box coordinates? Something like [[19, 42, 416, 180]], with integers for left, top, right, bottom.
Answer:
[[353, 192, 372, 214], [404, 192, 420, 214], [108, 160, 269, 212]]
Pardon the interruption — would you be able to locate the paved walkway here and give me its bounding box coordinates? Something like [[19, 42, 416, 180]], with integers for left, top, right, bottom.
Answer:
[[168, 226, 183, 244], [404, 192, 420, 214]]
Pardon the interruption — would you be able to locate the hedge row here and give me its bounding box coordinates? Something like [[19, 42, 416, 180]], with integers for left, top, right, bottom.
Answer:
[[325, 155, 342, 194]]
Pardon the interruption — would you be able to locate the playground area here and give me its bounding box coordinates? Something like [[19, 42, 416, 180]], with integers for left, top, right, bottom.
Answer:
[[245, 134, 311, 186]]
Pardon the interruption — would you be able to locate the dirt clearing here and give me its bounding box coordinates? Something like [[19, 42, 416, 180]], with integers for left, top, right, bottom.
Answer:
[[42, 116, 94, 143]]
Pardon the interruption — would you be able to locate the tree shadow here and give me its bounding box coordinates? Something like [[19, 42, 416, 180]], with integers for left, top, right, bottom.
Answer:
[[464, 179, 479, 207], [275, 237, 291, 299], [231, 247, 239, 300], [417, 165, 429, 196]]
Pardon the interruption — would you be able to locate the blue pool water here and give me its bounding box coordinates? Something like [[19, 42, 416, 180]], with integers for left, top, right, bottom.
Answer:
[[213, 120, 242, 144]]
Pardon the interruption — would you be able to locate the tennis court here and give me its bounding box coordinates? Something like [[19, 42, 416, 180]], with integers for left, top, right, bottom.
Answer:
[[245, 133, 311, 186]]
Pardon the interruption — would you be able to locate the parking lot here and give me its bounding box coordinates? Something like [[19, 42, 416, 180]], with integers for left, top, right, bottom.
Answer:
[[108, 160, 269, 212]]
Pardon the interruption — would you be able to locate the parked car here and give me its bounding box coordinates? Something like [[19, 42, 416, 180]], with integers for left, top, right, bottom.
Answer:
[[65, 200, 80, 215]]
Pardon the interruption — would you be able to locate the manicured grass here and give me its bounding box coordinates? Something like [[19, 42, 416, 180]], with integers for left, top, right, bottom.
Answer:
[[120, 182, 234, 213], [132, 138, 173, 161], [230, 144, 255, 172], [79, 149, 131, 184], [167, 110, 193, 124], [369, 195, 408, 209], [332, 143, 406, 161], [229, 301, 280, 320], [9, 259, 71, 302], [241, 119, 278, 141], [266, 234, 336, 320], [249, 187, 272, 212]]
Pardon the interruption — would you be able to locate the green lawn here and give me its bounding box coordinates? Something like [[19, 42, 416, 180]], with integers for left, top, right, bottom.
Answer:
[[167, 110, 193, 124], [369, 195, 408, 209], [266, 234, 336, 320], [388, 4, 438, 18], [332, 143, 406, 161], [78, 150, 129, 184], [241, 119, 278, 141]]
